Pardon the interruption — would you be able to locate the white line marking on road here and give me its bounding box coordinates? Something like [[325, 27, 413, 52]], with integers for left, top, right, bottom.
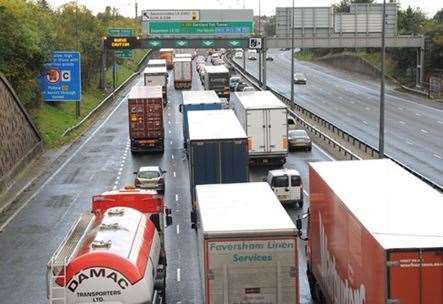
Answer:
[[416, 113, 422, 117], [175, 194, 179, 201], [112, 186, 117, 190], [0, 94, 129, 232], [114, 180, 119, 185], [407, 140, 414, 145], [303, 189, 309, 197], [363, 120, 368, 125], [438, 120, 443, 124], [434, 154, 442, 159], [350, 101, 355, 104], [176, 224, 180, 234], [169, 130, 171, 134], [312, 143, 335, 161], [399, 121, 406, 125], [398, 107, 404, 110], [171, 154, 174, 160], [168, 121, 171, 125], [365, 107, 370, 111], [177, 268, 181, 282], [173, 171, 176, 177], [420, 129, 429, 134], [170, 141, 173, 145]]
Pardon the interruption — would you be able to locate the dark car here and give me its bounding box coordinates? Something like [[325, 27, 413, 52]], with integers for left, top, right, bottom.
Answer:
[[234, 82, 248, 92], [288, 129, 312, 151], [266, 55, 274, 61]]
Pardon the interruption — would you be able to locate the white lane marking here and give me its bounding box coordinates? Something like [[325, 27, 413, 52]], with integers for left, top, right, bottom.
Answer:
[[175, 194, 179, 201], [420, 129, 429, 134], [176, 224, 180, 234], [399, 121, 406, 125], [438, 121, 443, 125], [0, 94, 129, 232], [168, 113, 171, 117], [434, 154, 442, 159], [398, 107, 404, 110], [173, 171, 176, 177], [312, 143, 334, 161], [170, 141, 173, 145], [112, 186, 117, 190], [171, 154, 175, 160], [365, 107, 370, 111], [114, 180, 119, 185], [303, 189, 309, 197], [168, 121, 171, 125], [416, 113, 422, 117], [169, 130, 171, 134], [177, 268, 181, 282], [407, 140, 414, 145], [350, 101, 355, 104], [363, 120, 368, 125]]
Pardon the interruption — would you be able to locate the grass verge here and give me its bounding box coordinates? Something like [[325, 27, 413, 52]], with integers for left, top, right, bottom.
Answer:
[[29, 50, 147, 148]]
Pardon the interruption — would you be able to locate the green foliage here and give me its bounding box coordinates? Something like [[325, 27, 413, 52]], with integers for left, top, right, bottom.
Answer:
[[333, 0, 374, 13], [398, 6, 427, 34], [0, 0, 140, 108]]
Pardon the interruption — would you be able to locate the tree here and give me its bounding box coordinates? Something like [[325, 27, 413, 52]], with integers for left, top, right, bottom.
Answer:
[[398, 6, 427, 34], [333, 0, 374, 13], [433, 8, 443, 24]]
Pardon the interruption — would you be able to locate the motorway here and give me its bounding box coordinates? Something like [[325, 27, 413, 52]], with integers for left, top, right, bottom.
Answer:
[[235, 50, 443, 187], [0, 62, 335, 303]]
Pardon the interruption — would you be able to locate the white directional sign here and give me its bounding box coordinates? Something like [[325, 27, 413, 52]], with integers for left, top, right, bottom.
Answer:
[[142, 10, 199, 21]]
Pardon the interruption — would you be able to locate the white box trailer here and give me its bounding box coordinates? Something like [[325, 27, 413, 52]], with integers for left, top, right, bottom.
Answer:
[[232, 91, 288, 166], [143, 66, 168, 101], [195, 182, 299, 304], [173, 57, 192, 89]]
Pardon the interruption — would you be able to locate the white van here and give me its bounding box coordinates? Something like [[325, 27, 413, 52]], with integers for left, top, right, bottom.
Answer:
[[265, 168, 303, 208]]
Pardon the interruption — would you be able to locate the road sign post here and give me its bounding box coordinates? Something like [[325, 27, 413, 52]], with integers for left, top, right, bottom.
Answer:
[[38, 51, 81, 103]]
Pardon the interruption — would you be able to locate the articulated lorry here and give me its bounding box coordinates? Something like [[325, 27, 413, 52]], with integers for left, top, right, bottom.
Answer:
[[173, 57, 192, 89], [203, 65, 230, 100], [147, 58, 167, 70], [232, 91, 288, 166], [303, 159, 443, 304], [187, 109, 249, 203], [128, 86, 164, 153], [194, 182, 299, 304], [47, 188, 172, 304], [143, 66, 168, 102]]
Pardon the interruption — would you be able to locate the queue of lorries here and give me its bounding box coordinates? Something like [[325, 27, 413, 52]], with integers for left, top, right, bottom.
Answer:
[[46, 49, 443, 304]]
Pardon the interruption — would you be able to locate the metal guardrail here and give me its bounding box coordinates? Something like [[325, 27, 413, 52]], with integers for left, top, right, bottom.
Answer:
[[62, 50, 153, 137], [226, 53, 443, 192]]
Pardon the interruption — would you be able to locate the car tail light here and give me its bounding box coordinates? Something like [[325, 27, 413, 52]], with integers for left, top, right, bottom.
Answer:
[[283, 137, 288, 149]]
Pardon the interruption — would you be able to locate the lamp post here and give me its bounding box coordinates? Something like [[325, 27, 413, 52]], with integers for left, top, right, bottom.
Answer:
[[290, 0, 295, 104], [258, 0, 262, 84], [378, 0, 386, 158]]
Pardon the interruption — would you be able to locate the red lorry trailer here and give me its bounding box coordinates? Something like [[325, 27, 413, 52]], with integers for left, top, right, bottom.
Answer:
[[128, 85, 164, 153], [47, 188, 172, 304], [304, 159, 443, 304]]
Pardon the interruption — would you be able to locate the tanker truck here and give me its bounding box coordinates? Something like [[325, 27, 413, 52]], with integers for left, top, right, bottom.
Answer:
[[46, 188, 172, 304]]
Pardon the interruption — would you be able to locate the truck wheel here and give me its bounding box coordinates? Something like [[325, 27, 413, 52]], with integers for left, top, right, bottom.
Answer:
[[297, 200, 304, 209]]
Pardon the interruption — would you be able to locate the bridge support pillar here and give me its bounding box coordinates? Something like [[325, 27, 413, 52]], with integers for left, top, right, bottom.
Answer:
[[258, 50, 262, 85], [416, 47, 424, 87], [262, 49, 267, 89]]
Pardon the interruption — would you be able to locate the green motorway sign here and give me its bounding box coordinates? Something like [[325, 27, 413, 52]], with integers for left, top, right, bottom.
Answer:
[[148, 21, 253, 35], [107, 28, 134, 59]]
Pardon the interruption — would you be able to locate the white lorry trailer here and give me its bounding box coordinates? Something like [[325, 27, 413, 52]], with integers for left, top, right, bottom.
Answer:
[[143, 66, 168, 102], [173, 57, 192, 89], [232, 91, 288, 165], [194, 182, 299, 304]]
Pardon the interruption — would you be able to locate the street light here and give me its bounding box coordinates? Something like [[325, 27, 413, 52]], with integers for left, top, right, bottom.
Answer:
[[378, 0, 386, 158], [290, 0, 295, 104], [258, 0, 262, 84]]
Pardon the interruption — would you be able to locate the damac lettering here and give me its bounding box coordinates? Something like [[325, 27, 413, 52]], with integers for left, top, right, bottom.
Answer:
[[68, 268, 129, 292]]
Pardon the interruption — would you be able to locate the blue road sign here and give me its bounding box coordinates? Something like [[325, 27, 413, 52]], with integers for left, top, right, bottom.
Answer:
[[38, 51, 81, 102]]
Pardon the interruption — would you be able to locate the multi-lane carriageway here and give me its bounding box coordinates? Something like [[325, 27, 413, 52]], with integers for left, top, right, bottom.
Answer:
[[0, 60, 330, 303], [236, 50, 443, 188]]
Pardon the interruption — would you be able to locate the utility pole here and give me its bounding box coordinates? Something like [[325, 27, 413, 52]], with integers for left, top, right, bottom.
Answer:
[[258, 0, 262, 84], [378, 0, 386, 158], [290, 0, 295, 104], [135, 1, 138, 19], [75, 0, 81, 119]]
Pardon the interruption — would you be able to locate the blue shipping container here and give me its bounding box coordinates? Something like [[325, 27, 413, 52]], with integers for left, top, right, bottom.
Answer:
[[188, 110, 249, 202], [181, 91, 224, 144]]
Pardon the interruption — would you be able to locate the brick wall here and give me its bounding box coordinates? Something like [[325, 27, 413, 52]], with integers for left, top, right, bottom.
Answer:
[[0, 73, 42, 193]]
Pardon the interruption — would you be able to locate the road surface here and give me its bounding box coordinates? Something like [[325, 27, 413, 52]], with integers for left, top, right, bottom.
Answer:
[[236, 50, 443, 188], [0, 63, 335, 304]]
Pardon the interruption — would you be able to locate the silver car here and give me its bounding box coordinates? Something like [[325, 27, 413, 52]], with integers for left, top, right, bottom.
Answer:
[[134, 166, 166, 193], [288, 129, 312, 151], [293, 73, 307, 84]]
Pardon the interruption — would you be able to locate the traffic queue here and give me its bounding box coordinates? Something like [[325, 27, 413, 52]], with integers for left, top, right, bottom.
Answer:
[[46, 49, 443, 304]]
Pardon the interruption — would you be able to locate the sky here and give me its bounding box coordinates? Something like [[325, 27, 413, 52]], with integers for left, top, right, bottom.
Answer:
[[49, 0, 441, 18]]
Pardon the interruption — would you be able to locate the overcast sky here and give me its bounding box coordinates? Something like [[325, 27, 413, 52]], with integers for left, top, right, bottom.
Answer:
[[49, 0, 441, 18]]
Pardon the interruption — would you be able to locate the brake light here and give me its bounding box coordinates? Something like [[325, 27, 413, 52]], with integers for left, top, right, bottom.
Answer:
[[247, 137, 253, 151]]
